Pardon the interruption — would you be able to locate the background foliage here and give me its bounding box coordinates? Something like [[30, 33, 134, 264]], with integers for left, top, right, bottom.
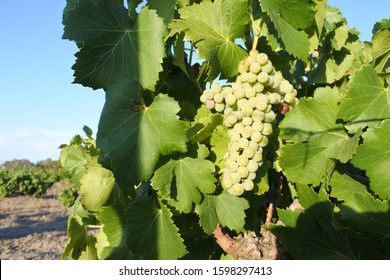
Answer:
[[60, 0, 390, 260]]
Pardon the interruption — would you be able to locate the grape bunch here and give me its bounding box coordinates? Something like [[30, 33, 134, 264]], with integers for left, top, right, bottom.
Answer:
[[200, 50, 298, 196]]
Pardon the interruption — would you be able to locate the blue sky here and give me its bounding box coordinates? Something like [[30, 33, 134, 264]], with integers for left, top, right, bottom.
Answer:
[[0, 0, 389, 164]]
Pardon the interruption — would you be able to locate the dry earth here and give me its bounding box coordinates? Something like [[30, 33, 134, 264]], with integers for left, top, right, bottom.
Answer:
[[0, 183, 71, 260]]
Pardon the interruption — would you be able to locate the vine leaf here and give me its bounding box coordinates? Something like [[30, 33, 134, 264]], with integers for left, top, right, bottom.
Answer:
[[339, 192, 390, 256], [269, 185, 383, 259], [63, 0, 166, 90], [329, 171, 367, 201], [79, 164, 116, 212], [125, 197, 188, 259], [97, 80, 188, 188], [152, 154, 216, 213], [62, 215, 87, 260], [372, 27, 390, 73], [279, 87, 361, 185], [147, 0, 176, 24], [59, 145, 90, 186], [99, 197, 187, 259], [197, 192, 249, 234], [338, 66, 390, 132], [351, 120, 390, 199], [169, 0, 250, 80], [260, 0, 312, 62]]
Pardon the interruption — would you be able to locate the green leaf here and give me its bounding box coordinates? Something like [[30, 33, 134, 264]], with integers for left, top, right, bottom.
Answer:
[[329, 171, 367, 202], [351, 120, 390, 199], [63, 1, 166, 90], [280, 87, 361, 185], [260, 0, 311, 61], [97, 80, 188, 188], [269, 187, 383, 259], [195, 194, 218, 234], [338, 66, 390, 132], [60, 145, 89, 186], [197, 191, 249, 234], [126, 197, 188, 259], [62, 215, 87, 260], [372, 28, 390, 73], [79, 164, 115, 212], [339, 192, 390, 256], [215, 191, 249, 232], [148, 0, 176, 24], [152, 156, 216, 213], [170, 0, 250, 80], [210, 125, 230, 168]]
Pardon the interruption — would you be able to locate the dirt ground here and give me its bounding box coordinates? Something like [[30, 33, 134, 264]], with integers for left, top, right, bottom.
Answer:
[[0, 183, 71, 260]]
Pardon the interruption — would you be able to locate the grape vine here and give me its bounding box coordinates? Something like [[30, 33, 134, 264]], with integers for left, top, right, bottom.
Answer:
[[60, 0, 390, 260]]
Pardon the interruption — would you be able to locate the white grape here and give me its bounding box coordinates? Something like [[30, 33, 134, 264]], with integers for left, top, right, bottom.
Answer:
[[229, 183, 244, 196], [247, 160, 259, 173], [250, 62, 261, 74], [264, 110, 276, 123], [215, 103, 225, 112], [214, 93, 224, 103], [242, 116, 253, 126], [257, 72, 269, 84], [237, 166, 249, 178], [256, 53, 269, 65], [237, 155, 249, 167], [242, 179, 254, 191], [251, 130, 263, 143], [225, 93, 237, 106], [262, 123, 273, 135]]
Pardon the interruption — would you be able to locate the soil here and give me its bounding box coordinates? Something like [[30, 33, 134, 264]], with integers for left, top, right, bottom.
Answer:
[[0, 183, 71, 260]]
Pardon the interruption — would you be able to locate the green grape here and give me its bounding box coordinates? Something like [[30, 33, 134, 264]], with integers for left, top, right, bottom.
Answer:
[[238, 137, 249, 149], [228, 141, 240, 152], [248, 140, 259, 151], [247, 172, 256, 181], [252, 120, 264, 132], [211, 82, 222, 93], [249, 49, 259, 57], [255, 95, 268, 111], [250, 62, 261, 74], [242, 116, 253, 126], [243, 146, 255, 158], [251, 130, 263, 143], [237, 61, 249, 74], [268, 92, 281, 104], [226, 161, 238, 173], [241, 126, 252, 139], [253, 150, 263, 162], [257, 72, 269, 84], [256, 53, 269, 65], [241, 105, 253, 117], [264, 110, 276, 123], [229, 183, 244, 196], [237, 155, 249, 167], [252, 109, 265, 122], [262, 61, 273, 74], [242, 179, 254, 191], [204, 89, 214, 100], [247, 72, 258, 84], [253, 82, 265, 93], [262, 123, 273, 135], [226, 113, 238, 127], [221, 173, 233, 189], [280, 80, 294, 94], [230, 172, 241, 184], [259, 135, 269, 147], [214, 93, 224, 103], [272, 73, 282, 89], [237, 166, 249, 178], [200, 93, 207, 103], [225, 93, 237, 106], [229, 151, 240, 161], [247, 160, 259, 173], [215, 103, 225, 112], [233, 122, 244, 134], [233, 87, 245, 99], [245, 87, 256, 98], [245, 55, 256, 65], [284, 92, 296, 104], [229, 129, 241, 142], [222, 86, 233, 95]]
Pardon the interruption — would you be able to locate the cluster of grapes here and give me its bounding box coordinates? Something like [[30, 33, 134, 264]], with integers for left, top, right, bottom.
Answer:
[[200, 50, 298, 196]]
